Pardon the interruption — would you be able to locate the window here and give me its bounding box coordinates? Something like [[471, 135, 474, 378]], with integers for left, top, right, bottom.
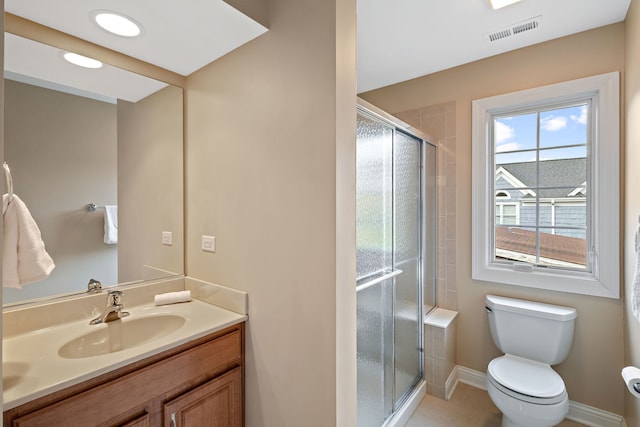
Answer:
[[495, 191, 518, 225], [472, 72, 620, 298], [495, 202, 518, 225]]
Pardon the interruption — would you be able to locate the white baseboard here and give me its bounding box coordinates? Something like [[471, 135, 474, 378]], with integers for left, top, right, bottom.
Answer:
[[567, 400, 626, 427], [455, 365, 488, 390], [449, 365, 625, 427], [445, 366, 460, 400]]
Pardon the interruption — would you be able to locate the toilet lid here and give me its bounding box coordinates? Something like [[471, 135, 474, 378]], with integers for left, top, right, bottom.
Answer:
[[488, 355, 565, 400]]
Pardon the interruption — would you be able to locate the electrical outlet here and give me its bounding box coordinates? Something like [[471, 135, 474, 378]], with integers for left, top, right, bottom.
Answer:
[[162, 231, 172, 246], [202, 235, 216, 252]]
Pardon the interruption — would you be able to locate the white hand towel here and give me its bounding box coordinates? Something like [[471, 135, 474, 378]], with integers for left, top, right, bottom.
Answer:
[[154, 290, 192, 306], [3, 194, 55, 288], [104, 205, 118, 244], [633, 218, 640, 322]]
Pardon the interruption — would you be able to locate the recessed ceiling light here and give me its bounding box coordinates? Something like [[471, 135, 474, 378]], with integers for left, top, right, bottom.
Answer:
[[489, 0, 521, 10], [62, 52, 103, 69], [92, 11, 142, 37]]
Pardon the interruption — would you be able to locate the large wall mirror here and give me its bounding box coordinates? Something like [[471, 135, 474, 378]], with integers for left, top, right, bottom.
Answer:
[[3, 32, 184, 306]]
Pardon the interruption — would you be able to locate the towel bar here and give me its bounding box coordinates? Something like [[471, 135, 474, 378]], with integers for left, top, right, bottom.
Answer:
[[86, 203, 105, 212]]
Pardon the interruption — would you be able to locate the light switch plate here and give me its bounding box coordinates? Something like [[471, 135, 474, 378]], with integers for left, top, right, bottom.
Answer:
[[162, 231, 172, 246], [202, 235, 216, 252]]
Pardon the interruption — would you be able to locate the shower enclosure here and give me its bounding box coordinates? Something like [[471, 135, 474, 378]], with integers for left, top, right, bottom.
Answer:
[[356, 99, 437, 427]]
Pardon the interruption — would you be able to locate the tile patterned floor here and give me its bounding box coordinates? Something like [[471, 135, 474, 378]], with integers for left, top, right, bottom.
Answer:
[[405, 382, 587, 427]]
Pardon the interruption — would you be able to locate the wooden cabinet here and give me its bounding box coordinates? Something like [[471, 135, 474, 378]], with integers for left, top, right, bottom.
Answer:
[[164, 368, 241, 427], [4, 323, 244, 427], [121, 414, 151, 427]]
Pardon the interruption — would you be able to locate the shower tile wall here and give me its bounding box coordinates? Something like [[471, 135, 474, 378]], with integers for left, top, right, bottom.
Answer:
[[424, 311, 457, 399], [395, 102, 457, 311]]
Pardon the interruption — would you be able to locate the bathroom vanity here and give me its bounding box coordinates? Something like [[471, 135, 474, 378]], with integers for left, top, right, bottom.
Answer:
[[2, 279, 247, 427], [4, 324, 243, 426]]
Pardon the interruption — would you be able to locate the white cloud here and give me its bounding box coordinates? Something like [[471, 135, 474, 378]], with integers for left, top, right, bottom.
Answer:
[[495, 120, 514, 143], [570, 106, 588, 125], [540, 115, 567, 131], [495, 142, 520, 153]]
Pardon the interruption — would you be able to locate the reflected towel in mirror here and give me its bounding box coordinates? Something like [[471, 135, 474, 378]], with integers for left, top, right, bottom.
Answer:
[[2, 193, 55, 288], [104, 205, 118, 244]]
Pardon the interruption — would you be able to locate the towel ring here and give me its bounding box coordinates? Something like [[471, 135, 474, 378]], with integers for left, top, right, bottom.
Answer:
[[3, 162, 13, 203]]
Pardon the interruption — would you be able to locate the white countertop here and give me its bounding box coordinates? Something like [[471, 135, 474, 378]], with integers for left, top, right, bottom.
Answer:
[[3, 298, 246, 410]]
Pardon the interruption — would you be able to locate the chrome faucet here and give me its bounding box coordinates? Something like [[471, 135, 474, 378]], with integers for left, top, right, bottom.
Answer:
[[90, 290, 130, 325], [87, 278, 102, 293]]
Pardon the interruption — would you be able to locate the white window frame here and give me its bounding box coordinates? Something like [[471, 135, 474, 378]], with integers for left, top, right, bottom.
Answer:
[[472, 72, 620, 299]]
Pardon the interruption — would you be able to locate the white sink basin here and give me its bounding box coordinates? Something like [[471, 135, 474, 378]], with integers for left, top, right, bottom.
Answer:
[[3, 362, 30, 392], [58, 315, 186, 359]]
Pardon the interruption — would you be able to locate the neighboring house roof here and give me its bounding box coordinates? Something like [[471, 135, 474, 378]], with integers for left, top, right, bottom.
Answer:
[[496, 226, 586, 266], [495, 167, 535, 197], [497, 158, 586, 199]]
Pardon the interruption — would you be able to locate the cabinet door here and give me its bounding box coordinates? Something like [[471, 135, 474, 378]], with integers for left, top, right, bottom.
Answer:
[[164, 368, 242, 427], [119, 413, 151, 427]]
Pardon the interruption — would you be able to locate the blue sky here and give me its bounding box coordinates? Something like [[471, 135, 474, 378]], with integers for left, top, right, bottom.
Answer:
[[494, 104, 588, 164]]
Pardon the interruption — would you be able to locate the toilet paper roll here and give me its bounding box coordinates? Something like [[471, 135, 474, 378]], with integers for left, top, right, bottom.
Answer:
[[154, 290, 191, 306], [622, 366, 640, 398]]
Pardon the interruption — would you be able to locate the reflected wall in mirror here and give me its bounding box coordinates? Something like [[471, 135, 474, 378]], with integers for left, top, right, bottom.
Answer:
[[3, 33, 184, 305]]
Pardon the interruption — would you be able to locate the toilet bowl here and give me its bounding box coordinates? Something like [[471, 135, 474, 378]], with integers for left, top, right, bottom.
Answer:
[[486, 355, 569, 427], [485, 295, 576, 427]]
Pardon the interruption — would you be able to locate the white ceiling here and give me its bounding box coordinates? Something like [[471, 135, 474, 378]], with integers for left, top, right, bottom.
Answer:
[[5, 0, 267, 76], [5, 33, 167, 103], [4, 0, 267, 101], [357, 0, 631, 93], [4, 0, 633, 99]]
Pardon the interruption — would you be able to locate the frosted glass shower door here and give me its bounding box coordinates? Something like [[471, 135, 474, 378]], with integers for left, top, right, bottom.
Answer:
[[356, 113, 394, 426], [393, 131, 422, 405], [356, 109, 426, 427], [355, 114, 393, 281]]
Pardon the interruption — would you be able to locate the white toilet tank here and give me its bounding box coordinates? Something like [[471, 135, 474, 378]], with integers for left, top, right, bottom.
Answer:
[[486, 295, 577, 365]]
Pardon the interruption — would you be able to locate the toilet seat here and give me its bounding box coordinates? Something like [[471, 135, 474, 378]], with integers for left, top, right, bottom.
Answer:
[[488, 355, 566, 405]]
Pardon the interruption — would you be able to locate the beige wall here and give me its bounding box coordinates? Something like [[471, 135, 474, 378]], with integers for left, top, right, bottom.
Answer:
[[117, 85, 184, 283], [362, 24, 625, 414], [3, 80, 118, 303], [184, 0, 357, 425], [625, 0, 640, 424]]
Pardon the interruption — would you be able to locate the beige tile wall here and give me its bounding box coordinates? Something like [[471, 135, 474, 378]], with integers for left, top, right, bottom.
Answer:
[[395, 101, 457, 311], [424, 309, 458, 399]]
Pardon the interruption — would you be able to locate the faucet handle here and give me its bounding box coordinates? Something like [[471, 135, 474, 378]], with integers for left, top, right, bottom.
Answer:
[[87, 279, 102, 293], [107, 290, 123, 307]]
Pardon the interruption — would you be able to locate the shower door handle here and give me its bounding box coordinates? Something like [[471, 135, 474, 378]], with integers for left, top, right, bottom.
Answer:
[[356, 269, 403, 292]]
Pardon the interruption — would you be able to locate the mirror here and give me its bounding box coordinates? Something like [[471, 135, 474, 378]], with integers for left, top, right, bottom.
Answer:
[[3, 33, 184, 306]]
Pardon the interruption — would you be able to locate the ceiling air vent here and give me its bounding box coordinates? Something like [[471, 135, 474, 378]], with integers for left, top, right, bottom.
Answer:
[[485, 16, 542, 43]]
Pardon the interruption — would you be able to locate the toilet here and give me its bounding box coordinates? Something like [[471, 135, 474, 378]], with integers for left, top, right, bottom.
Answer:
[[485, 294, 577, 427]]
